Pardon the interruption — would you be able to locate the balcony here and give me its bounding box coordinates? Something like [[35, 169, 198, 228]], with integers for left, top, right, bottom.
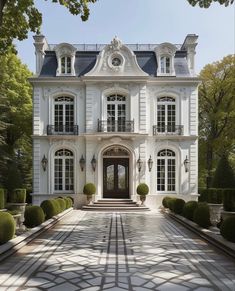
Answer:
[[47, 125, 79, 135], [153, 125, 184, 135], [98, 119, 134, 133]]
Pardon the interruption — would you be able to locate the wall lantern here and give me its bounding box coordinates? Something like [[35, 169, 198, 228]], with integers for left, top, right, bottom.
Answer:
[[184, 156, 190, 173], [137, 155, 143, 172], [79, 155, 86, 171], [147, 155, 153, 172], [41, 155, 48, 171], [91, 155, 97, 172]]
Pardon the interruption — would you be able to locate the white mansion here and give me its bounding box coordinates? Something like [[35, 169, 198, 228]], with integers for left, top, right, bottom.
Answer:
[[30, 34, 199, 209]]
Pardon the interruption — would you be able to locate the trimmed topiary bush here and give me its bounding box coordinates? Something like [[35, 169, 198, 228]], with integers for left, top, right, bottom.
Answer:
[[56, 198, 66, 212], [220, 216, 235, 243], [212, 155, 235, 188], [10, 189, 26, 203], [183, 201, 198, 221], [40, 199, 57, 219], [0, 212, 15, 244], [136, 183, 149, 196], [193, 203, 211, 228], [173, 198, 185, 215], [64, 197, 73, 209], [0, 188, 5, 209], [83, 183, 96, 195], [24, 206, 45, 228], [162, 196, 173, 208], [167, 198, 177, 211], [52, 199, 61, 214]]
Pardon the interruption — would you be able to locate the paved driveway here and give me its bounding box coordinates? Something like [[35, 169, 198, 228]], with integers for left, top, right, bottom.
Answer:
[[0, 210, 235, 291]]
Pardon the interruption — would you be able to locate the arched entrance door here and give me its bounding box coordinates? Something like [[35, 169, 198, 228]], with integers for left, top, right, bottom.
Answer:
[[103, 147, 129, 199]]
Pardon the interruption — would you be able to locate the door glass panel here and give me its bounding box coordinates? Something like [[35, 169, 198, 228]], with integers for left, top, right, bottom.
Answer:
[[107, 104, 115, 132], [118, 104, 126, 131], [157, 159, 165, 191], [118, 165, 126, 190], [157, 104, 165, 132], [106, 165, 114, 190]]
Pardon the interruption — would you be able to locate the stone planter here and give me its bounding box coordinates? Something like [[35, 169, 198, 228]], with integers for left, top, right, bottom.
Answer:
[[208, 203, 223, 227], [86, 195, 93, 205], [139, 195, 146, 206], [0, 209, 7, 212], [7, 203, 27, 230], [221, 210, 235, 221], [12, 214, 21, 230]]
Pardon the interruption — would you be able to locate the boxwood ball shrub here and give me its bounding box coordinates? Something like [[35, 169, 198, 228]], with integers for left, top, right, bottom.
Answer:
[[64, 197, 73, 209], [162, 196, 172, 208], [173, 198, 185, 215], [83, 183, 96, 195], [56, 198, 66, 212], [40, 199, 57, 219], [220, 216, 235, 243], [136, 183, 149, 196], [24, 206, 45, 228], [52, 199, 61, 214], [168, 198, 177, 211], [183, 201, 198, 221], [11, 189, 26, 203], [193, 203, 211, 228], [0, 188, 5, 209], [0, 212, 15, 244]]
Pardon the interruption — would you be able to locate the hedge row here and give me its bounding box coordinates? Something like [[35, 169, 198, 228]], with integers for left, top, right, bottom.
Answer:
[[40, 197, 73, 220], [198, 188, 235, 211]]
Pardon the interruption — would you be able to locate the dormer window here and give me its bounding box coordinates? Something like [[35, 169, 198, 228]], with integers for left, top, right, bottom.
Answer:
[[160, 56, 170, 74], [155, 43, 177, 76], [61, 56, 71, 74], [55, 43, 76, 76]]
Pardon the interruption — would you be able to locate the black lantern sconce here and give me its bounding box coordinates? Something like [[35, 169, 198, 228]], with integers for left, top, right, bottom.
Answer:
[[184, 156, 190, 173], [147, 155, 153, 172], [91, 155, 97, 172], [41, 155, 48, 171], [79, 155, 86, 171], [137, 155, 143, 172]]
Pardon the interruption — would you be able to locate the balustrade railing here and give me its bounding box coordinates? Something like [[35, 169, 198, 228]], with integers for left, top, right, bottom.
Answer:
[[153, 125, 184, 135], [98, 120, 134, 133], [47, 125, 79, 135]]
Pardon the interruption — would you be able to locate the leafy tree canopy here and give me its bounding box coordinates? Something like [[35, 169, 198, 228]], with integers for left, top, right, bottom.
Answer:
[[188, 0, 234, 8]]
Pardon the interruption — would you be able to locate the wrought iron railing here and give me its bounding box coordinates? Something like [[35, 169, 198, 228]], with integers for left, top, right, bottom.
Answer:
[[153, 125, 184, 135], [47, 125, 79, 135], [98, 120, 134, 133]]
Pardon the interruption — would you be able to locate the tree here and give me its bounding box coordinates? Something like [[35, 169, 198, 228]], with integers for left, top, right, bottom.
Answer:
[[199, 55, 235, 188], [0, 52, 32, 192], [0, 0, 97, 52], [188, 0, 234, 8], [212, 155, 235, 188]]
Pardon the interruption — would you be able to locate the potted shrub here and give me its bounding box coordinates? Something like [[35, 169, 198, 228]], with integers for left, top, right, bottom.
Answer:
[[136, 183, 149, 206], [83, 183, 96, 205]]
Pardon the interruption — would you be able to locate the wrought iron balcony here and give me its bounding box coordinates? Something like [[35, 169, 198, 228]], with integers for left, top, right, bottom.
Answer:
[[153, 125, 184, 135], [98, 119, 134, 133], [47, 125, 79, 135]]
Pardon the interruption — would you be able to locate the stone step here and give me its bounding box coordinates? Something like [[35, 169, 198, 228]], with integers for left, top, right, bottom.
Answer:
[[97, 199, 133, 202], [94, 201, 137, 205], [82, 205, 150, 211], [91, 204, 139, 207]]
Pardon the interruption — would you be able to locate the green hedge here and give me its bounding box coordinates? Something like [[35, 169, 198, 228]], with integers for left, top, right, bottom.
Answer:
[[193, 203, 211, 228], [223, 189, 235, 212], [220, 216, 235, 243], [40, 200, 57, 219], [56, 198, 66, 212], [162, 196, 173, 208], [173, 198, 185, 215], [198, 188, 223, 204], [24, 206, 45, 228], [0, 212, 15, 244], [10, 189, 26, 203], [183, 201, 198, 221], [64, 197, 73, 209], [0, 188, 5, 209]]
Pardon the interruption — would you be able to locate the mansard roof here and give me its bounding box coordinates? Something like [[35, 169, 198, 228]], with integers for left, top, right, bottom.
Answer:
[[39, 49, 189, 77]]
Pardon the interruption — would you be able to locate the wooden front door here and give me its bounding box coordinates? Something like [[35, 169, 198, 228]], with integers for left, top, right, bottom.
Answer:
[[103, 158, 129, 198]]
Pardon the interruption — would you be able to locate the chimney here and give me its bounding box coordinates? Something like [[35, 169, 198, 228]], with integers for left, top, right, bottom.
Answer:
[[181, 34, 198, 76], [33, 35, 49, 75]]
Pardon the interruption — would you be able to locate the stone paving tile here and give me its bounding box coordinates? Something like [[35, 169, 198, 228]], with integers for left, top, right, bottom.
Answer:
[[0, 210, 235, 290]]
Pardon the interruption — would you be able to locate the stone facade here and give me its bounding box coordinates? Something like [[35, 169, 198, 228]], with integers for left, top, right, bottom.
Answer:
[[30, 35, 199, 209]]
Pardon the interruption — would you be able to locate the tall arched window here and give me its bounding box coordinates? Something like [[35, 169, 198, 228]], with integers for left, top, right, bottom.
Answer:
[[157, 97, 176, 133], [157, 149, 176, 192], [54, 149, 74, 191], [61, 56, 71, 74], [54, 96, 74, 134], [107, 94, 126, 132]]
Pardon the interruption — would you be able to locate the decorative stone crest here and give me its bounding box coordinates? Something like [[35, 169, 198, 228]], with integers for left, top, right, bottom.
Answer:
[[108, 36, 123, 52]]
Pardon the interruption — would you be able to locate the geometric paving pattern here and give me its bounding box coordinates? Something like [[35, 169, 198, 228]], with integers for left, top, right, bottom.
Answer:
[[0, 210, 235, 290]]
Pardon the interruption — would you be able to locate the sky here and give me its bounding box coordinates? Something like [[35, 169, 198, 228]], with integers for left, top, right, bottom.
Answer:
[[15, 0, 235, 74]]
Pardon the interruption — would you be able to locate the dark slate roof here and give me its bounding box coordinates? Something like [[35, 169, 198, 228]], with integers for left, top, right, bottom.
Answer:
[[39, 50, 189, 77]]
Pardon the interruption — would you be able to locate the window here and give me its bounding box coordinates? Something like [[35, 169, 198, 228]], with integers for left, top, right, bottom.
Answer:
[[157, 149, 176, 192], [54, 96, 74, 134], [160, 56, 170, 74], [106, 94, 126, 132], [61, 56, 71, 74], [54, 149, 74, 192], [157, 97, 176, 133]]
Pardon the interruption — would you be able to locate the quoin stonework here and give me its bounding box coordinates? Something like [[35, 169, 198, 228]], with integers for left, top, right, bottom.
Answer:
[[30, 34, 199, 209]]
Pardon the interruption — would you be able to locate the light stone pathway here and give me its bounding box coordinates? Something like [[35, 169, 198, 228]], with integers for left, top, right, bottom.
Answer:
[[0, 210, 235, 291]]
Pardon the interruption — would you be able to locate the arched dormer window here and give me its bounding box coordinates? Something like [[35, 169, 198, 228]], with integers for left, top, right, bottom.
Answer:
[[55, 43, 76, 76], [155, 43, 177, 76], [157, 149, 176, 192], [54, 149, 74, 192]]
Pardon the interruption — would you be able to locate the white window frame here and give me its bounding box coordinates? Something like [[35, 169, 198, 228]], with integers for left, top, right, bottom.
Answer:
[[55, 43, 76, 76], [61, 56, 72, 74], [160, 56, 171, 74], [157, 96, 176, 134]]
